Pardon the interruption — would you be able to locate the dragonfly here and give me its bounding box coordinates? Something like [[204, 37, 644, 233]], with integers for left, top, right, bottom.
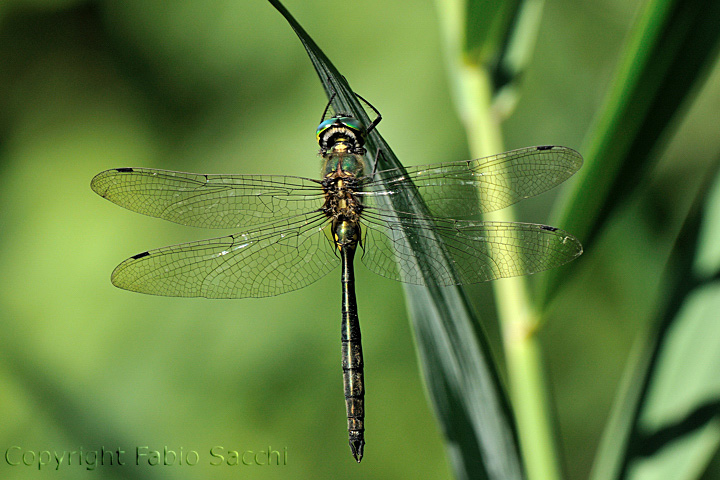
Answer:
[[91, 98, 583, 463]]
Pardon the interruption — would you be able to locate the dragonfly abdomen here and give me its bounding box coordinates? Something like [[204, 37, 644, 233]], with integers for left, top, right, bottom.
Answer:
[[341, 304, 365, 463], [336, 218, 365, 462]]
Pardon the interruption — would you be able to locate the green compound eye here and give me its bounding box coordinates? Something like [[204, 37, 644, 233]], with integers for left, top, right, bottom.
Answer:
[[316, 118, 336, 141], [339, 116, 364, 133], [316, 116, 366, 143]]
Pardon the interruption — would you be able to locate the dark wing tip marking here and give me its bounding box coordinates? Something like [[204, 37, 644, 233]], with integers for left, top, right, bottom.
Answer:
[[131, 251, 151, 260], [116, 168, 135, 173], [540, 225, 558, 232], [536, 145, 555, 151]]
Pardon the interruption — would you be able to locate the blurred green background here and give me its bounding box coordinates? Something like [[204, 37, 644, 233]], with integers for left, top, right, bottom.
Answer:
[[1, 0, 719, 479]]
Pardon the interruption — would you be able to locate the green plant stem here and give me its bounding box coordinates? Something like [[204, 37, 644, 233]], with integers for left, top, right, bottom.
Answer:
[[459, 65, 562, 480]]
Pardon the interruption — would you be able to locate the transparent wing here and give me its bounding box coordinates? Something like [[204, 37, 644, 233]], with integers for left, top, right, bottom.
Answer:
[[358, 209, 582, 286], [91, 168, 325, 229], [359, 146, 583, 218], [110, 212, 337, 298]]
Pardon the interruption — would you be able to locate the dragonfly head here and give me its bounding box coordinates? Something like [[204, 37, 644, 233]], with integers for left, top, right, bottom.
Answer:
[[317, 115, 366, 155]]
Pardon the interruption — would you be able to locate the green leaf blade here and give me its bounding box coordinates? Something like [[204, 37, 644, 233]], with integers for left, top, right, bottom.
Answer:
[[269, 1, 524, 478], [541, 0, 720, 308]]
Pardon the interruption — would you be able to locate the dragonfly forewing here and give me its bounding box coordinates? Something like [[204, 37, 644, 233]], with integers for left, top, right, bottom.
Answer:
[[111, 212, 337, 298], [91, 168, 325, 229], [359, 145, 582, 219]]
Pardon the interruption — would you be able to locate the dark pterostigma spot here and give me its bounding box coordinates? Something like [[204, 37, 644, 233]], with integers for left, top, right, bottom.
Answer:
[[540, 225, 558, 232], [131, 251, 151, 260], [116, 168, 135, 173], [536, 145, 554, 151]]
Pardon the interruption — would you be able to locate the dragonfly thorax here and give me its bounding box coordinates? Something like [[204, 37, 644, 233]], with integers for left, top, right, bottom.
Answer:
[[321, 173, 364, 225], [322, 145, 365, 178]]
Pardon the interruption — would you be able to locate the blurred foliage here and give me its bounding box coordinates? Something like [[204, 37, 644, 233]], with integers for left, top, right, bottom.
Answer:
[[1, 1, 719, 479]]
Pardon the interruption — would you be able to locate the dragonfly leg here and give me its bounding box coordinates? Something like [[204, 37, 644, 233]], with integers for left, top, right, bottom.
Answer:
[[320, 92, 337, 123], [354, 93, 382, 134], [369, 147, 382, 179]]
